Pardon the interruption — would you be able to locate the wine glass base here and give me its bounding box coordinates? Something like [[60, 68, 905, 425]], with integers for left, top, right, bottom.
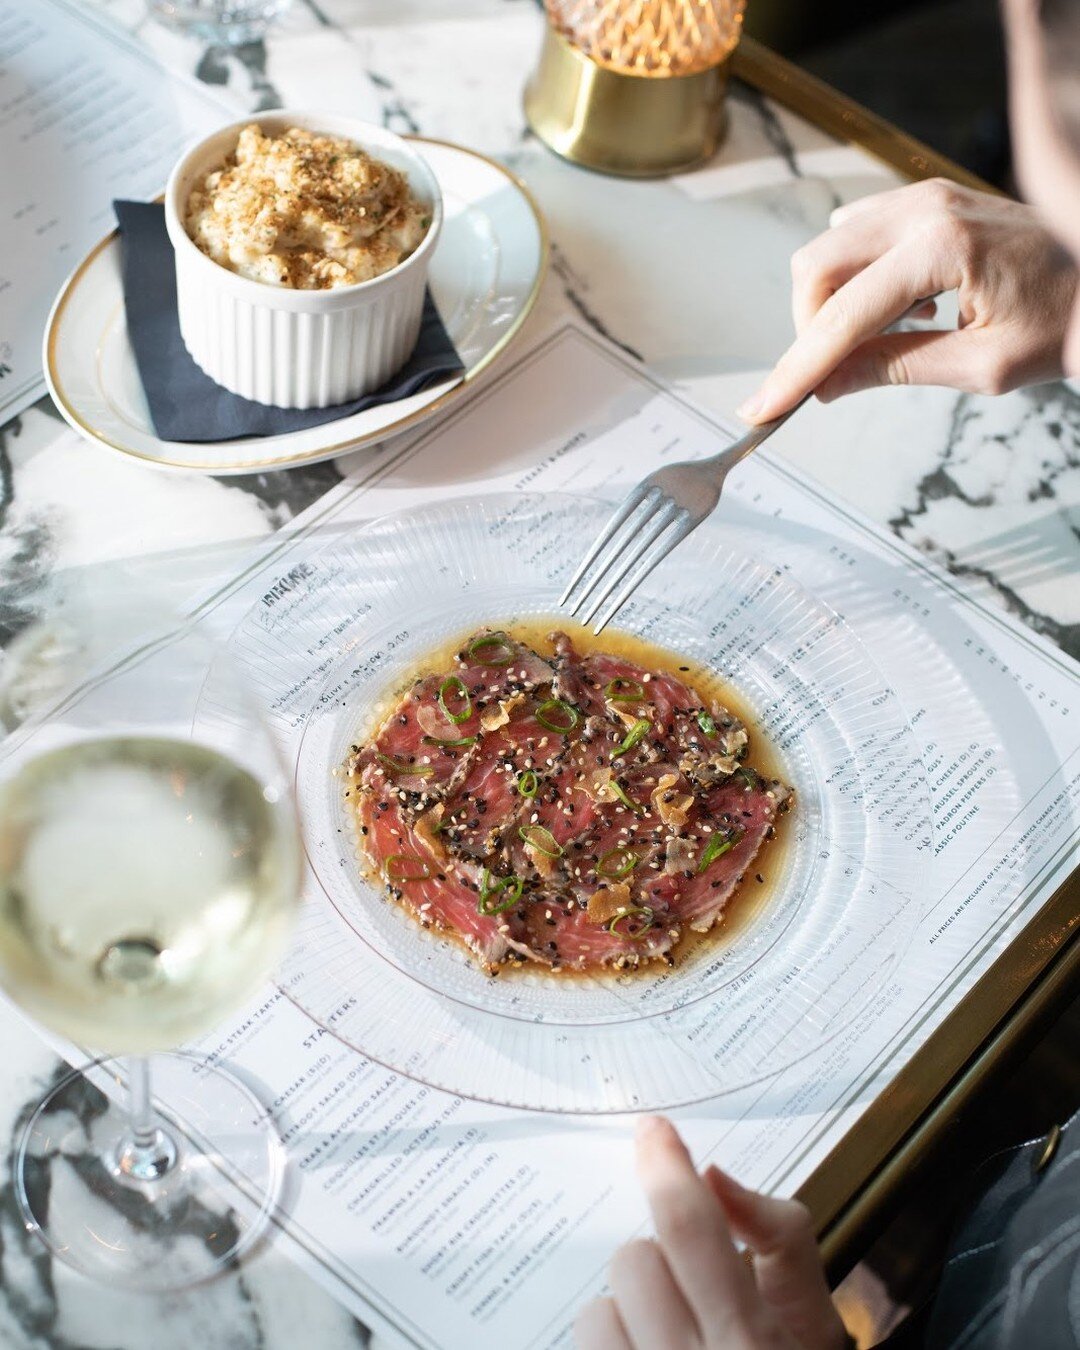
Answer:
[[13, 1053, 285, 1290]]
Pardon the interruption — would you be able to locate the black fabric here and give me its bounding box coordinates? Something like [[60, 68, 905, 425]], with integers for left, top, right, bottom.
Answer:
[[115, 200, 463, 444], [880, 1108, 1080, 1350]]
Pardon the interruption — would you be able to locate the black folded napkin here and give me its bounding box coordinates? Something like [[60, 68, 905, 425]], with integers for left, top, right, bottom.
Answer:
[[115, 200, 464, 444]]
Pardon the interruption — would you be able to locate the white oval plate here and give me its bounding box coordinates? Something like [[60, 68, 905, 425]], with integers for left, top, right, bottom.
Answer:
[[43, 138, 547, 475]]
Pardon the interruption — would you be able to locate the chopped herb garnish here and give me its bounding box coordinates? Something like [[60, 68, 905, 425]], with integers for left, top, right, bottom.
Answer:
[[377, 753, 433, 778], [437, 675, 472, 724], [613, 718, 651, 758], [477, 869, 524, 915], [608, 906, 655, 940], [386, 853, 431, 883], [609, 780, 643, 815], [467, 633, 515, 667], [536, 699, 579, 734], [698, 829, 744, 872], [422, 734, 478, 748], [605, 677, 645, 704], [517, 770, 539, 798], [697, 711, 717, 737], [518, 824, 563, 857], [597, 846, 638, 880]]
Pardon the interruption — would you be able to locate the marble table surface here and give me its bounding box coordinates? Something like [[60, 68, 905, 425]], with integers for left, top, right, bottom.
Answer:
[[0, 2, 1077, 1346]]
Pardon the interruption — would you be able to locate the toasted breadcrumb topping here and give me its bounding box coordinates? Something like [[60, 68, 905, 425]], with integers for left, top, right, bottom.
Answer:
[[184, 124, 430, 289]]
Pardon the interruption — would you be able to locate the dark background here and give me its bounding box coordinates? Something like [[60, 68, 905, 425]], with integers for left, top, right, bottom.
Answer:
[[746, 0, 1010, 187]]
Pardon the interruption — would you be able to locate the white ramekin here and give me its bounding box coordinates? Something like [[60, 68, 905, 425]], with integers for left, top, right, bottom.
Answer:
[[164, 112, 443, 410]]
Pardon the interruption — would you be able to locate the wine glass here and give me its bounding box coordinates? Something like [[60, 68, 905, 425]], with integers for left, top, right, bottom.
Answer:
[[147, 0, 293, 47], [0, 594, 302, 1290]]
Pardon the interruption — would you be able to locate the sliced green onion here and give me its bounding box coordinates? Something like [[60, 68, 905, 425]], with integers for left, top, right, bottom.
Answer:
[[736, 767, 759, 790], [376, 753, 433, 778], [437, 675, 472, 724], [608, 906, 655, 941], [698, 829, 744, 873], [477, 869, 524, 915], [609, 780, 643, 815], [597, 846, 638, 880], [613, 718, 651, 758], [536, 699, 578, 734], [605, 677, 645, 704], [518, 824, 563, 857], [517, 770, 539, 798], [386, 853, 431, 883], [467, 633, 515, 667], [697, 710, 717, 737], [422, 734, 478, 748]]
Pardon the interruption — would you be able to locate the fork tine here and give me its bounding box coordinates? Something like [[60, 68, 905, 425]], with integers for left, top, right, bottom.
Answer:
[[593, 513, 693, 635], [578, 500, 679, 627], [559, 484, 657, 608]]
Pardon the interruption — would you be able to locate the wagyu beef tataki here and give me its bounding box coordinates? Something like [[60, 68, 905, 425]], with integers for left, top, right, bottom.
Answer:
[[348, 629, 792, 974]]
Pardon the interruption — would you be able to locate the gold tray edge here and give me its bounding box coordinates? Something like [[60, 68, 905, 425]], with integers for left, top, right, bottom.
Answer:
[[730, 35, 1004, 197], [805, 869, 1080, 1277]]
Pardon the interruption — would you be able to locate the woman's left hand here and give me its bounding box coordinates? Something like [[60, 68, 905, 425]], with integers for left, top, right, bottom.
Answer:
[[575, 1116, 850, 1350]]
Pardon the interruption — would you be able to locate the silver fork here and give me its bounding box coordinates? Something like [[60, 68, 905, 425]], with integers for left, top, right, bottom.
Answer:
[[562, 289, 945, 634], [560, 395, 808, 633]]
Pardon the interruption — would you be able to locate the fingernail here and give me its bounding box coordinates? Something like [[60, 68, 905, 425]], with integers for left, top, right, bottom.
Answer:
[[736, 391, 765, 422]]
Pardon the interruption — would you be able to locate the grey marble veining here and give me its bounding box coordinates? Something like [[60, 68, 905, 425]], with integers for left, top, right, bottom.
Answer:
[[0, 1, 1077, 1346]]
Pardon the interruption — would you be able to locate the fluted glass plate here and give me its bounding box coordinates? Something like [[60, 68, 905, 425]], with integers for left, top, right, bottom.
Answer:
[[196, 493, 932, 1111]]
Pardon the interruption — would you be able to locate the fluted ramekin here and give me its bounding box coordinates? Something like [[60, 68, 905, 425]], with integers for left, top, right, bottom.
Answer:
[[164, 112, 443, 410]]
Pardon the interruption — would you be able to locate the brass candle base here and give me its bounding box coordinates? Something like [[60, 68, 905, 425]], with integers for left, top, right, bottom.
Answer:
[[524, 26, 730, 178]]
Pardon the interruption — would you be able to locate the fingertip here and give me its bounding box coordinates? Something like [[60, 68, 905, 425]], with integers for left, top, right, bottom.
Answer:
[[635, 1113, 669, 1140], [705, 1163, 745, 1192], [737, 394, 786, 425], [635, 1115, 682, 1153], [634, 1116, 693, 1180], [705, 1164, 755, 1213]]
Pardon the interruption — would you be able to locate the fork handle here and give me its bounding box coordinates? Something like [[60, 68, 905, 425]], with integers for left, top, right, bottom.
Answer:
[[706, 289, 942, 476], [704, 393, 811, 476]]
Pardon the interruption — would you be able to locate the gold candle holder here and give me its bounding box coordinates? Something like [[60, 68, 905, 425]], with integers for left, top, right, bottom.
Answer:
[[525, 0, 746, 178]]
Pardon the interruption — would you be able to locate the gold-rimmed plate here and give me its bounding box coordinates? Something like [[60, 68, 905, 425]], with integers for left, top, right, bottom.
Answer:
[[43, 138, 547, 474]]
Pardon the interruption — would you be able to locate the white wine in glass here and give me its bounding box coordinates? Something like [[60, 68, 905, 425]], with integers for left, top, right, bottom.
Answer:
[[0, 605, 301, 1290]]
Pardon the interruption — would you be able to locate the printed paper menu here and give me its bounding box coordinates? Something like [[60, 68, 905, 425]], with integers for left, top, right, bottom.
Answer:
[[0, 0, 228, 422], [16, 325, 1080, 1347]]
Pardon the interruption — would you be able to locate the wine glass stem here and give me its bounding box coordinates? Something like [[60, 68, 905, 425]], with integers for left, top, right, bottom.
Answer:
[[115, 1057, 178, 1183]]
